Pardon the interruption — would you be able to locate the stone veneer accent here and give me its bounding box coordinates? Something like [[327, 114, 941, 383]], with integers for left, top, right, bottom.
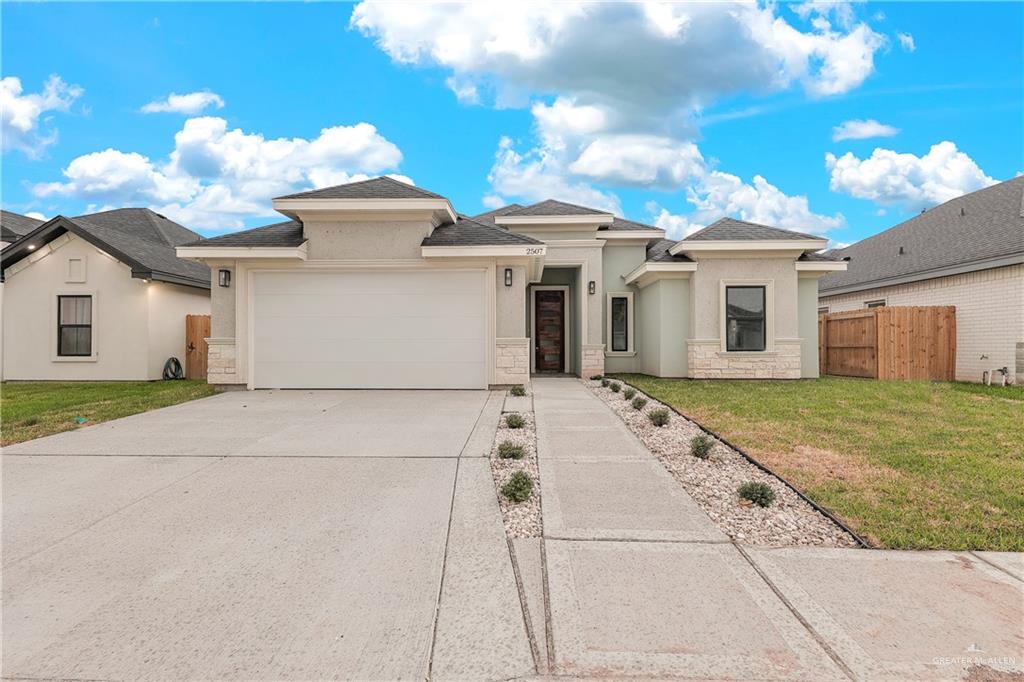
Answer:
[[207, 337, 242, 385], [687, 339, 802, 379], [494, 337, 530, 385], [582, 343, 606, 379]]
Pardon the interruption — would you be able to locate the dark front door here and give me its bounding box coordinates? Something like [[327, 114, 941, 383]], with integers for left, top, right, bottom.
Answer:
[[535, 290, 565, 372]]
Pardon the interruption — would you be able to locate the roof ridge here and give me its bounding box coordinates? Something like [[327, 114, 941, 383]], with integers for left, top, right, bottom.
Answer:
[[377, 175, 439, 199]]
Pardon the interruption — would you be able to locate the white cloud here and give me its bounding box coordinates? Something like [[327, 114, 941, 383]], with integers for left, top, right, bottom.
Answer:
[[35, 117, 406, 230], [897, 32, 915, 52], [826, 141, 996, 209], [487, 136, 622, 214], [25, 211, 47, 221], [445, 76, 479, 104], [351, 1, 886, 121], [569, 135, 704, 188], [648, 172, 844, 239], [141, 91, 225, 115], [482, 194, 506, 209], [832, 118, 899, 141], [1, 75, 83, 157]]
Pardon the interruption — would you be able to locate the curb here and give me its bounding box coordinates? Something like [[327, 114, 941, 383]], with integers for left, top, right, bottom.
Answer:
[[609, 377, 873, 549]]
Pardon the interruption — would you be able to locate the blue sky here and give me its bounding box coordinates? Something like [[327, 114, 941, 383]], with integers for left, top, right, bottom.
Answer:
[[2, 1, 1021, 245]]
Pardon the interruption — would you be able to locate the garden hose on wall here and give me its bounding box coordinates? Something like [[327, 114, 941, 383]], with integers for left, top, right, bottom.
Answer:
[[163, 357, 184, 380]]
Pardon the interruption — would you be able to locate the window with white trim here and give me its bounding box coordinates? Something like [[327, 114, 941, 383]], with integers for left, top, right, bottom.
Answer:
[[865, 299, 886, 308], [606, 292, 634, 353], [725, 286, 766, 352], [57, 295, 93, 357]]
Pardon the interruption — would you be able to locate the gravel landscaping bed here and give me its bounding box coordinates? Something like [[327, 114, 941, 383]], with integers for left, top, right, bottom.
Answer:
[[489, 395, 542, 538], [586, 378, 859, 548]]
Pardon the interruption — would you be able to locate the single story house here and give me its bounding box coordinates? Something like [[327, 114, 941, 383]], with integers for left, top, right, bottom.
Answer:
[[819, 176, 1024, 384], [1, 210, 44, 249], [176, 176, 844, 390], [1, 208, 211, 381]]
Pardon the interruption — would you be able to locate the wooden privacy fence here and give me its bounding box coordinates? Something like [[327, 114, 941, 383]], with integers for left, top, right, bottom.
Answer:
[[818, 306, 956, 381], [185, 314, 211, 380]]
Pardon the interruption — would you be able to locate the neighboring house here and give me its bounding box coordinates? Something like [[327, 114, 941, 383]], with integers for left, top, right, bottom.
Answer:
[[819, 177, 1024, 384], [1, 210, 44, 249], [1, 209, 211, 381], [177, 176, 843, 390]]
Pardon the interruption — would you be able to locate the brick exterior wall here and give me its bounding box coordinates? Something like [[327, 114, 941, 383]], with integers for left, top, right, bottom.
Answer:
[[687, 340, 802, 379], [207, 338, 242, 385], [819, 264, 1024, 383], [494, 337, 529, 385], [582, 344, 605, 379]]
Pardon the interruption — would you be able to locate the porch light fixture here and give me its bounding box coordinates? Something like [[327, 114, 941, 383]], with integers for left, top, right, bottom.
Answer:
[[218, 269, 232, 288], [588, 280, 596, 295], [504, 267, 513, 287]]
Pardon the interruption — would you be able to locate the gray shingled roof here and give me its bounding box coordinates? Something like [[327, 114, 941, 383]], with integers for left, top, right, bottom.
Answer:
[[504, 199, 611, 217], [604, 216, 661, 232], [646, 239, 693, 263], [684, 217, 822, 241], [422, 215, 543, 247], [472, 204, 524, 226], [182, 220, 305, 247], [276, 176, 446, 201], [820, 177, 1024, 294], [798, 251, 845, 262], [1, 210, 44, 242], [2, 208, 209, 288]]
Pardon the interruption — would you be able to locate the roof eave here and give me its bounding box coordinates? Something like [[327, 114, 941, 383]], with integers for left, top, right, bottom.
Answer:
[[819, 251, 1024, 296], [624, 261, 698, 289], [421, 244, 547, 258], [669, 238, 828, 256], [494, 214, 615, 226], [272, 197, 457, 225], [176, 242, 309, 260]]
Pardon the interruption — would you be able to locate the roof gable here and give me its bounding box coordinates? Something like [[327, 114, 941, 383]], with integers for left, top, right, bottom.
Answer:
[[684, 217, 821, 241], [820, 176, 1024, 293], [275, 176, 446, 201], [2, 210, 209, 288]]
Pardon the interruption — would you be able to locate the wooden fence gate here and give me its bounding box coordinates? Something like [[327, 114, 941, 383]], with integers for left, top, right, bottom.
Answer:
[[818, 306, 956, 381], [185, 314, 211, 380]]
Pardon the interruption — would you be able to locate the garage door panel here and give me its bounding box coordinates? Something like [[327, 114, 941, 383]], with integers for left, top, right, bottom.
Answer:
[[252, 270, 487, 389], [255, 292, 485, 319]]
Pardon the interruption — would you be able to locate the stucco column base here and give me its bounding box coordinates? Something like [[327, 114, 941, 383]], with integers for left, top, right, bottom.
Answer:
[[206, 337, 244, 385], [494, 337, 530, 386], [582, 343, 606, 379], [687, 339, 802, 379]]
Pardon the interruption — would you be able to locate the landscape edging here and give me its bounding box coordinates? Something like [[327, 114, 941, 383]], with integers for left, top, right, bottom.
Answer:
[[612, 377, 873, 549]]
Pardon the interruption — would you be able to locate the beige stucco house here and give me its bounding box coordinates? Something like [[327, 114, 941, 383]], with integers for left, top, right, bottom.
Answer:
[[819, 177, 1024, 384], [1, 209, 211, 381], [177, 177, 843, 390]]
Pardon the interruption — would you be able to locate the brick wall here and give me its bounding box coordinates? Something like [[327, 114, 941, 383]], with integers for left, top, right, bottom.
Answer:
[[820, 264, 1024, 383]]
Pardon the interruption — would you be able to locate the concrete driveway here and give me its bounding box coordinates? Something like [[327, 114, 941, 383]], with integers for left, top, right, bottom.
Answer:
[[2, 389, 533, 681]]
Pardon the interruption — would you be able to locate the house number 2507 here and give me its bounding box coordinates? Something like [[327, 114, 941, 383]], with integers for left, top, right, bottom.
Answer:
[[526, 248, 544, 255]]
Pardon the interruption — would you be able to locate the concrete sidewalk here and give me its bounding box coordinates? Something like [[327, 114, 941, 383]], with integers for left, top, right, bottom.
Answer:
[[530, 378, 1024, 681]]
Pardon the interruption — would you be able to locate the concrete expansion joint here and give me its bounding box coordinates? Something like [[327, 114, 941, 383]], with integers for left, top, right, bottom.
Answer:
[[731, 542, 858, 682], [543, 535, 733, 545], [969, 550, 1024, 583]]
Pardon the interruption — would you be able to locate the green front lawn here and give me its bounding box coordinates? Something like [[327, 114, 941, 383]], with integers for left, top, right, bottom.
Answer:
[[2, 381, 217, 446], [617, 375, 1024, 551]]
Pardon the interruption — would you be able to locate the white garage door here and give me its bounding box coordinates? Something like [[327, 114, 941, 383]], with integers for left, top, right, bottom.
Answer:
[[252, 270, 487, 389]]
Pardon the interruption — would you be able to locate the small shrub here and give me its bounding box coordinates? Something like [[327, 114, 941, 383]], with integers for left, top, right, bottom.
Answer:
[[648, 408, 671, 427], [600, 378, 610, 387], [690, 434, 713, 460], [590, 375, 603, 381], [510, 384, 526, 397], [497, 440, 525, 459], [505, 413, 526, 429], [609, 382, 621, 393], [738, 481, 776, 507], [631, 396, 648, 410], [623, 387, 636, 400], [502, 470, 534, 503]]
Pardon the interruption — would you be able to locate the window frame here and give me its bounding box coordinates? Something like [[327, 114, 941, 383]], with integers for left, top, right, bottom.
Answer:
[[719, 279, 774, 353], [605, 291, 635, 356], [865, 299, 886, 308], [53, 292, 98, 362]]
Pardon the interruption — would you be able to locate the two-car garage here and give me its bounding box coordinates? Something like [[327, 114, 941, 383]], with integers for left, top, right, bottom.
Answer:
[[251, 270, 487, 389]]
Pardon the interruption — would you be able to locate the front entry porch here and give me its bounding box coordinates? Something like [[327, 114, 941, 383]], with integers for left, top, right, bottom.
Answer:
[[530, 267, 582, 376]]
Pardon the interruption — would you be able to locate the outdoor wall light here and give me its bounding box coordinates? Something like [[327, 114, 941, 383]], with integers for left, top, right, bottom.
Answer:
[[504, 267, 513, 287], [588, 280, 596, 295], [219, 269, 232, 288]]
